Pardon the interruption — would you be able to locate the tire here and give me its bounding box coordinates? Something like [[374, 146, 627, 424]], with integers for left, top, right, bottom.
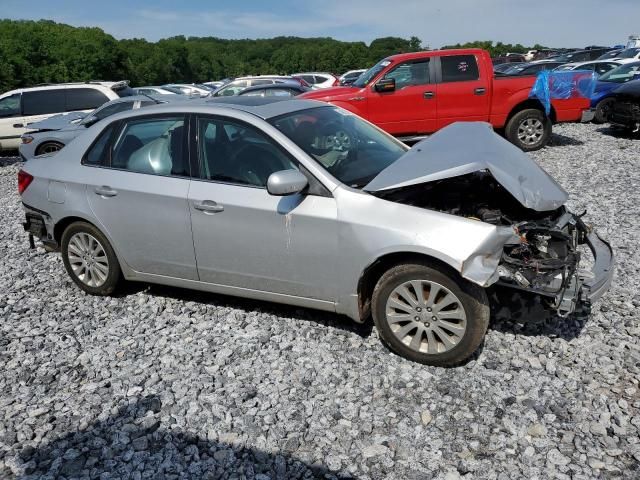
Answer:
[[60, 221, 122, 295], [593, 98, 615, 124], [36, 141, 64, 156], [505, 109, 551, 151], [371, 262, 490, 367]]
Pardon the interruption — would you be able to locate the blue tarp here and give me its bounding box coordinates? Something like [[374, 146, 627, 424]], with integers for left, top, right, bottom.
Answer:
[[529, 70, 598, 115]]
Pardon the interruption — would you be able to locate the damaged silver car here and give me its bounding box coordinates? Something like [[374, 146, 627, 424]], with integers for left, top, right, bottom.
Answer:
[[18, 98, 614, 366]]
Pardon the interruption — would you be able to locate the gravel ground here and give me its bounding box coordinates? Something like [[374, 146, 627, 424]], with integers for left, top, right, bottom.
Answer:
[[0, 123, 639, 479]]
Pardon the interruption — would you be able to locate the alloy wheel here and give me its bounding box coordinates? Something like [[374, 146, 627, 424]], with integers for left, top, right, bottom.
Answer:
[[384, 280, 467, 354], [517, 118, 544, 146], [67, 232, 110, 288]]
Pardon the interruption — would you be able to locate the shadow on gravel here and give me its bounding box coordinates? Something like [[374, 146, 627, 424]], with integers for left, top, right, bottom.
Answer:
[[546, 133, 585, 147], [11, 396, 351, 479], [138, 283, 375, 339], [0, 156, 22, 167], [596, 125, 640, 140], [488, 288, 588, 340]]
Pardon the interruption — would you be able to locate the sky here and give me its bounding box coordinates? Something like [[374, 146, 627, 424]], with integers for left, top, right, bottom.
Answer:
[[1, 0, 638, 48]]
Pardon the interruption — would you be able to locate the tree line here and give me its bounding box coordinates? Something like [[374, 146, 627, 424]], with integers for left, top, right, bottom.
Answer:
[[0, 19, 547, 92]]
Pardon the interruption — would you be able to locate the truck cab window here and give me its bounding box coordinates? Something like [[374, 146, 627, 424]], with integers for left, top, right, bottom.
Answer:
[[441, 55, 480, 83]]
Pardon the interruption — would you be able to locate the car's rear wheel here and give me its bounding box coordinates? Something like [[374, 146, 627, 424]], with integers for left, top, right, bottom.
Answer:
[[505, 109, 551, 151], [593, 98, 615, 124], [371, 262, 490, 366], [61, 222, 121, 295], [36, 141, 64, 156]]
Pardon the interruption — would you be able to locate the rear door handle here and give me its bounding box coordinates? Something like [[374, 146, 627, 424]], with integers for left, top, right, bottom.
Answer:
[[194, 200, 224, 214], [474, 87, 486, 95], [13, 123, 24, 128], [94, 186, 118, 197], [423, 91, 435, 99]]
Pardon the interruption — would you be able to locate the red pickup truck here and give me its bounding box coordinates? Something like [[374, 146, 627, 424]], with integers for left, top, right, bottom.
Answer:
[[300, 49, 592, 151]]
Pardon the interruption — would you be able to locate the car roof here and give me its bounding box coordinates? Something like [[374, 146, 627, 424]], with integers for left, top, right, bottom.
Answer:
[[241, 81, 304, 91], [1, 82, 117, 97], [110, 97, 327, 121], [566, 60, 621, 67]]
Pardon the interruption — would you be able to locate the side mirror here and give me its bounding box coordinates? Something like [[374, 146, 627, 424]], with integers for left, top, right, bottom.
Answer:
[[374, 78, 396, 93], [267, 170, 308, 196], [81, 115, 99, 127]]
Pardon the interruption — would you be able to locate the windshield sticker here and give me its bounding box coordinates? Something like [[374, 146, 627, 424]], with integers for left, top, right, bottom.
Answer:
[[458, 61, 469, 72]]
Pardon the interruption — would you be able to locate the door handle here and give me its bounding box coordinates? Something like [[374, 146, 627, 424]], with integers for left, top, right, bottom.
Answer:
[[94, 186, 118, 197], [474, 87, 486, 95], [423, 91, 435, 99], [13, 123, 24, 128], [194, 200, 224, 214]]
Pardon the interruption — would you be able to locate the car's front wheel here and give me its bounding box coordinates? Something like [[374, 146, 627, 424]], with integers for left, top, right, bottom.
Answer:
[[505, 109, 551, 151], [371, 262, 490, 366], [61, 221, 121, 295], [36, 141, 64, 156]]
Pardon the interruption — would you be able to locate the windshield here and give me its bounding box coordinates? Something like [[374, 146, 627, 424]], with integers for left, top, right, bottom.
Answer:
[[353, 58, 392, 88], [599, 63, 640, 83], [619, 48, 640, 59], [270, 106, 407, 188]]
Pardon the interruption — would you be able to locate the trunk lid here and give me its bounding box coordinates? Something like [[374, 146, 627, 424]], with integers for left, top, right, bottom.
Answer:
[[364, 122, 568, 212]]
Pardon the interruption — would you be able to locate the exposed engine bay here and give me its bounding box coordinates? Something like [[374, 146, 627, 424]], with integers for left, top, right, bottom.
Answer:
[[374, 170, 591, 315]]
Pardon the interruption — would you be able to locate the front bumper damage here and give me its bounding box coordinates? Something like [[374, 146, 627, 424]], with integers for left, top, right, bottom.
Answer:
[[496, 212, 614, 316]]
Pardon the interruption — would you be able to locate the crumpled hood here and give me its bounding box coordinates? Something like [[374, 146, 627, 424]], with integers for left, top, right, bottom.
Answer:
[[27, 112, 86, 131], [364, 122, 568, 212]]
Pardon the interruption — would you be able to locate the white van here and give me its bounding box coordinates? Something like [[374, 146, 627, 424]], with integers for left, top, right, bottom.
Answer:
[[0, 82, 129, 151], [627, 35, 640, 49]]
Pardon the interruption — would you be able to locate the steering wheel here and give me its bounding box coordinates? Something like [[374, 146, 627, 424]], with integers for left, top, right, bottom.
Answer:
[[322, 123, 356, 173]]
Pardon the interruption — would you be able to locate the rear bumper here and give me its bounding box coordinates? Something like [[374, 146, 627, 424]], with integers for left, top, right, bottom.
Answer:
[[22, 203, 58, 249]]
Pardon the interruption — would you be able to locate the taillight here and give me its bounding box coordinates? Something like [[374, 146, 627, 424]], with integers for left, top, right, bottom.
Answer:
[[17, 169, 34, 195]]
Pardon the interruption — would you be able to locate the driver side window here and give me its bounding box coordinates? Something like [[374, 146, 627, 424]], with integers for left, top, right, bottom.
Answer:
[[197, 117, 297, 187], [383, 59, 430, 89]]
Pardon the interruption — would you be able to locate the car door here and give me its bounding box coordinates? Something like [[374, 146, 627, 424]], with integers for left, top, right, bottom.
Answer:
[[0, 93, 24, 150], [367, 58, 437, 135], [188, 115, 339, 301], [84, 114, 198, 280], [435, 53, 491, 128]]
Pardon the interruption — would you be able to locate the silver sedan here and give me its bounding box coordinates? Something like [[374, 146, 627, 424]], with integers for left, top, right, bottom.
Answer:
[[18, 98, 613, 366]]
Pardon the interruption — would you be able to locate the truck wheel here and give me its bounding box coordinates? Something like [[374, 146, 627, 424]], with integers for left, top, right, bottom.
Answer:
[[61, 221, 122, 295], [594, 98, 615, 124], [371, 262, 490, 367], [505, 109, 551, 151]]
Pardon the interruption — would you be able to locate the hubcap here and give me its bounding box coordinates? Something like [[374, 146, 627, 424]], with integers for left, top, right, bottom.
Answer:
[[67, 232, 109, 287], [385, 280, 467, 354], [517, 118, 544, 146]]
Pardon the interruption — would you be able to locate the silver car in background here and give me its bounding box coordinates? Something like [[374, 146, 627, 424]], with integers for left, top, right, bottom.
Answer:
[[18, 98, 613, 366], [19, 95, 183, 160]]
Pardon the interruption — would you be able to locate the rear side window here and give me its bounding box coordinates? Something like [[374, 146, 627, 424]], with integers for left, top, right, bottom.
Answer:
[[23, 89, 66, 115], [84, 125, 115, 166], [441, 55, 480, 83], [66, 88, 110, 111], [0, 93, 21, 118], [266, 88, 295, 97], [111, 116, 188, 177], [251, 79, 273, 86]]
